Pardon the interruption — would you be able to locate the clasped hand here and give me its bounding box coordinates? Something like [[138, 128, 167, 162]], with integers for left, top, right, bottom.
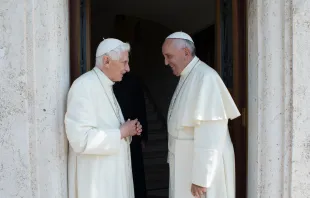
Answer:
[[191, 184, 206, 198], [120, 119, 142, 139]]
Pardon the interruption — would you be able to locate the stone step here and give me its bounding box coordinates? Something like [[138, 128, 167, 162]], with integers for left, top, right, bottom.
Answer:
[[143, 92, 169, 197], [144, 97, 152, 105], [143, 148, 167, 156], [143, 150, 167, 159], [146, 103, 155, 112], [145, 163, 169, 190], [146, 137, 167, 146], [144, 156, 167, 166], [148, 132, 167, 141], [147, 189, 169, 198], [143, 142, 167, 154], [147, 111, 158, 121], [148, 121, 164, 131], [144, 158, 168, 168], [148, 129, 167, 135]]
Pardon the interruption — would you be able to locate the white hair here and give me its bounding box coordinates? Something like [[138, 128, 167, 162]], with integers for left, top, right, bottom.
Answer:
[[172, 39, 196, 56], [95, 43, 131, 67]]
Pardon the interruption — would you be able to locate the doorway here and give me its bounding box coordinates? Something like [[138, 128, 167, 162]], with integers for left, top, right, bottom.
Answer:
[[69, 0, 247, 197]]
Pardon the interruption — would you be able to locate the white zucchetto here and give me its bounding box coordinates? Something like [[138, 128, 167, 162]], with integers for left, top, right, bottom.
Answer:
[[95, 38, 125, 57], [166, 31, 194, 43]]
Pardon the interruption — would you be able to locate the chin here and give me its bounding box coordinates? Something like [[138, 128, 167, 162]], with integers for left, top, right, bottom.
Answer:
[[173, 71, 180, 76], [117, 76, 123, 82]]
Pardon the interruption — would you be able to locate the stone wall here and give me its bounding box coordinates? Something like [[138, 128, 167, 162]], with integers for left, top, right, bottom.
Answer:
[[0, 1, 69, 197], [247, 0, 310, 197]]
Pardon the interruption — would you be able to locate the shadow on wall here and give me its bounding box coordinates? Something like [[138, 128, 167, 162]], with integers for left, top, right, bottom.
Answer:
[[113, 15, 178, 119]]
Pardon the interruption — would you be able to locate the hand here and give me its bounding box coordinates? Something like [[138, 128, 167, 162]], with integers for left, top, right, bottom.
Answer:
[[120, 119, 139, 139], [135, 121, 143, 136], [191, 184, 206, 198]]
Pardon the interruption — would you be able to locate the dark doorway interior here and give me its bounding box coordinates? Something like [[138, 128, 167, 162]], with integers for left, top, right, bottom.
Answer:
[[69, 0, 247, 197]]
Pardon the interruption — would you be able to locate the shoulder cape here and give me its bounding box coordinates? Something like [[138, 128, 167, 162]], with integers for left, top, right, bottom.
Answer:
[[181, 64, 241, 127]]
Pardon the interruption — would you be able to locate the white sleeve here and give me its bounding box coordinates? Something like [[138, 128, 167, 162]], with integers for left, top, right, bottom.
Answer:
[[64, 82, 121, 155], [191, 120, 228, 188]]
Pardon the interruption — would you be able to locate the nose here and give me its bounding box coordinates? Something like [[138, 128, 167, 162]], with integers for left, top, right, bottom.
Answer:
[[125, 63, 130, 72], [164, 58, 168, 66]]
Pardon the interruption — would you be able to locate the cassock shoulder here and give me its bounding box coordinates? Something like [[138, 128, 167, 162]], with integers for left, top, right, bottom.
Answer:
[[193, 62, 221, 81], [72, 71, 96, 88], [196, 62, 240, 120], [180, 61, 241, 127], [68, 71, 96, 97]]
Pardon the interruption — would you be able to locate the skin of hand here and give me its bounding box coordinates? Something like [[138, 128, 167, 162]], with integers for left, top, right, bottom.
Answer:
[[135, 121, 143, 135], [120, 119, 143, 139], [191, 184, 207, 198], [120, 119, 138, 138]]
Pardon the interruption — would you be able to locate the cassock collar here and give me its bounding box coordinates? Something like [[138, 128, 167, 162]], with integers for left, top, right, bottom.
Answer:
[[93, 67, 115, 86], [180, 56, 199, 76]]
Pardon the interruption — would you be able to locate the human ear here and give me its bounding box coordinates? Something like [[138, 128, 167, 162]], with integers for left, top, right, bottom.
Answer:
[[103, 56, 110, 68], [184, 48, 191, 57]]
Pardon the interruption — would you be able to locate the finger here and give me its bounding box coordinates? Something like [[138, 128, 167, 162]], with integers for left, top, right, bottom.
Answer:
[[199, 189, 204, 195], [191, 185, 195, 196], [191, 189, 195, 196], [195, 188, 201, 198], [192, 188, 197, 197], [136, 125, 142, 130]]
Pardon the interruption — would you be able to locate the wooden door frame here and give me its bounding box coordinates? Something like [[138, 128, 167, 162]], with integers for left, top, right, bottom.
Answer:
[[69, 0, 248, 197], [69, 0, 92, 84], [215, 0, 248, 198]]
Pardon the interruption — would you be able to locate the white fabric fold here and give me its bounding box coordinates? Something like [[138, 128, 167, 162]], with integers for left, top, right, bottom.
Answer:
[[181, 66, 240, 127], [192, 120, 228, 187], [65, 78, 121, 155]]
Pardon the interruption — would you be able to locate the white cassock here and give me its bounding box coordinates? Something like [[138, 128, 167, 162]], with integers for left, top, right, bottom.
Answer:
[[167, 56, 241, 198], [65, 67, 134, 198]]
